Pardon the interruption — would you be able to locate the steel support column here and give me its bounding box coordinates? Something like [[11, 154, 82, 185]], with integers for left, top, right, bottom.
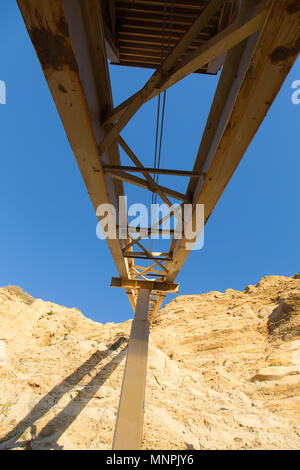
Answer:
[[112, 288, 151, 450]]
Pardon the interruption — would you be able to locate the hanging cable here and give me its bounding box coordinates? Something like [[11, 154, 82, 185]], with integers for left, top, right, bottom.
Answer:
[[156, 0, 175, 195], [149, 0, 167, 255], [150, 0, 175, 256], [154, 91, 166, 202]]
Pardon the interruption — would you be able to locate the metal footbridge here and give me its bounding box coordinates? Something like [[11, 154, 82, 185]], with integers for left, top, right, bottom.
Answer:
[[17, 0, 299, 449]]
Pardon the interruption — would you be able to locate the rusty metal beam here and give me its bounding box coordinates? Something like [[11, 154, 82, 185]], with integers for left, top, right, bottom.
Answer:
[[17, 0, 137, 310]]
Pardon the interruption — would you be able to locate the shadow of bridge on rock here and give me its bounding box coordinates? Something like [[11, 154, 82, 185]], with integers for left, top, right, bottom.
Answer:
[[0, 336, 128, 450]]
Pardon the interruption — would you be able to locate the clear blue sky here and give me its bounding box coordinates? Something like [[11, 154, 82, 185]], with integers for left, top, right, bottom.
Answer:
[[0, 2, 299, 323]]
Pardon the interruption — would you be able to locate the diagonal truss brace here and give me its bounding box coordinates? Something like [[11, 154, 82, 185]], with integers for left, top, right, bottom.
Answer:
[[105, 169, 190, 203], [116, 137, 190, 220]]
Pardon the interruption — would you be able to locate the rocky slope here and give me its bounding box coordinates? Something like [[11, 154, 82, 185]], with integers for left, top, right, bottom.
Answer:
[[0, 275, 299, 450]]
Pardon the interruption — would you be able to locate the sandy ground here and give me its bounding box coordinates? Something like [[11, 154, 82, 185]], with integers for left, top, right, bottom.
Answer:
[[0, 274, 299, 450]]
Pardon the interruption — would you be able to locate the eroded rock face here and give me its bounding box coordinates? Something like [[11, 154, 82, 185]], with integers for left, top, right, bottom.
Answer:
[[0, 275, 299, 450]]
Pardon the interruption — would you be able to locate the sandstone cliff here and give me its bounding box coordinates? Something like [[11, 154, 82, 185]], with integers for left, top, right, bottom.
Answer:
[[0, 275, 299, 450]]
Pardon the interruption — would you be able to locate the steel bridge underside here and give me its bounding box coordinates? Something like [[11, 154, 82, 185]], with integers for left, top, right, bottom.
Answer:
[[17, 0, 300, 319]]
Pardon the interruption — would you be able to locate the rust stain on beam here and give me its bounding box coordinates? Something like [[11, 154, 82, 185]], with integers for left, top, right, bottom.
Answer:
[[269, 39, 300, 64], [29, 17, 79, 72]]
